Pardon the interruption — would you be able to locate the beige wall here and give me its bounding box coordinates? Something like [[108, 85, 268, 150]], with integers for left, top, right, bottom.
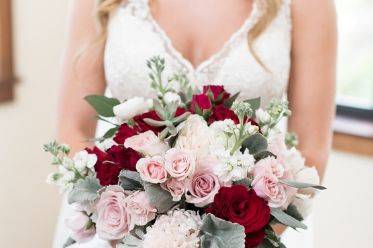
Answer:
[[0, 0, 68, 247], [0, 1, 372, 248]]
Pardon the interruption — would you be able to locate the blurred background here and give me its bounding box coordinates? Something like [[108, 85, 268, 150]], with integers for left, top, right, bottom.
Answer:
[[0, 0, 372, 247]]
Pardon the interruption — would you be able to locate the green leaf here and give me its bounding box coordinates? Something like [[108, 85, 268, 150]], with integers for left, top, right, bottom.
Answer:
[[63, 237, 76, 248], [241, 133, 268, 155], [244, 97, 261, 112], [84, 95, 120, 117], [200, 214, 245, 248], [143, 118, 167, 127], [143, 183, 175, 213], [223, 92, 240, 108], [233, 178, 252, 188], [254, 151, 277, 161], [68, 176, 102, 204], [102, 126, 119, 139], [118, 170, 144, 191], [270, 208, 307, 229], [280, 180, 327, 190], [258, 238, 286, 248], [284, 204, 304, 222]]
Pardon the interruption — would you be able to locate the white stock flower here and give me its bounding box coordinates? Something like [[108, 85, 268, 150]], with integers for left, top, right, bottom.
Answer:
[[209, 120, 236, 150], [256, 109, 271, 123], [163, 92, 182, 105], [175, 115, 212, 159], [73, 150, 97, 172], [113, 97, 153, 120], [213, 148, 255, 183], [142, 210, 202, 248], [97, 138, 116, 151]]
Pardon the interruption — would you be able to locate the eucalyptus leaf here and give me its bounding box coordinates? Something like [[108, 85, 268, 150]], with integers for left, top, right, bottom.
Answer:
[[233, 178, 252, 188], [68, 176, 101, 204], [241, 133, 268, 155], [270, 208, 307, 229], [244, 97, 261, 112], [102, 126, 119, 139], [284, 204, 304, 222], [280, 180, 326, 190], [200, 214, 245, 248], [63, 237, 76, 248], [254, 151, 277, 161], [84, 95, 120, 117], [118, 170, 144, 190], [223, 92, 240, 108], [143, 183, 175, 213]]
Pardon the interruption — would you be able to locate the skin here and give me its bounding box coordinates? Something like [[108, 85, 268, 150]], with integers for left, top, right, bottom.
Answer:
[[58, 0, 337, 236]]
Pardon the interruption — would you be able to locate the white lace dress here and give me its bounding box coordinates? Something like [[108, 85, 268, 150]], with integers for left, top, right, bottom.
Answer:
[[53, 0, 313, 247]]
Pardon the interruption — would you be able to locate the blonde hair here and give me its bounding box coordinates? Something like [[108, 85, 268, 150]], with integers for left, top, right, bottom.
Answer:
[[96, 0, 282, 68]]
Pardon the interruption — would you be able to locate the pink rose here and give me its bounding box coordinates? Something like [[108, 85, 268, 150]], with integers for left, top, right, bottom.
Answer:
[[96, 186, 130, 240], [161, 178, 186, 201], [124, 130, 169, 156], [185, 168, 220, 207], [125, 191, 157, 228], [252, 171, 287, 208], [65, 211, 95, 243], [164, 148, 196, 180], [136, 156, 168, 183]]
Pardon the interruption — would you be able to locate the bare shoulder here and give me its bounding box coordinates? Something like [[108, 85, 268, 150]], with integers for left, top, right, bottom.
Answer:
[[66, 0, 98, 38], [291, 0, 337, 26]]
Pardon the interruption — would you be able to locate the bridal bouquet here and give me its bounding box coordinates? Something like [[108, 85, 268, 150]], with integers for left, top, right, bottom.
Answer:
[[45, 57, 325, 248]]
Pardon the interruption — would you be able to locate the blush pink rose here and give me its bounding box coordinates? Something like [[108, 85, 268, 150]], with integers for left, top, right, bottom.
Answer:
[[125, 191, 157, 228], [124, 130, 168, 156], [185, 168, 220, 207], [65, 211, 95, 243], [164, 148, 196, 180], [96, 186, 131, 240], [252, 171, 287, 208], [161, 178, 186, 201], [136, 156, 168, 183]]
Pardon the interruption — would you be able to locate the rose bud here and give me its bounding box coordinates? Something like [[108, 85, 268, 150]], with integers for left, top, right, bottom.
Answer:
[[190, 94, 212, 118], [203, 85, 230, 103]]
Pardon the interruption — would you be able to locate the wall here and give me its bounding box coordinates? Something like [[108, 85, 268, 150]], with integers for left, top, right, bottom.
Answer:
[[0, 1, 372, 248], [0, 0, 69, 247]]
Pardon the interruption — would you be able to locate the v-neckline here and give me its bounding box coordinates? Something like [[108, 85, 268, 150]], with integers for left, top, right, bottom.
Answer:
[[145, 0, 260, 74]]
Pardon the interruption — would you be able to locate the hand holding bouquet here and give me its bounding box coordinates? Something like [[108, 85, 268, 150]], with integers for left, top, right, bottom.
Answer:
[[45, 57, 325, 248]]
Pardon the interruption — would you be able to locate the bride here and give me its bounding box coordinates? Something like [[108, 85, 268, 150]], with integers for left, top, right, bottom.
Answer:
[[54, 0, 336, 247]]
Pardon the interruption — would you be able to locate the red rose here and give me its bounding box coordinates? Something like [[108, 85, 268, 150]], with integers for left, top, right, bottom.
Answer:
[[106, 145, 141, 171], [208, 105, 239, 124], [205, 185, 270, 247], [87, 145, 141, 186], [203, 85, 230, 103], [190, 94, 212, 116], [133, 110, 162, 133], [113, 124, 139, 144]]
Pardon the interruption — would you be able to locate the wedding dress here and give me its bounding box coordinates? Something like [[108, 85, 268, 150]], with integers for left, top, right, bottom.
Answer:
[[53, 0, 314, 247]]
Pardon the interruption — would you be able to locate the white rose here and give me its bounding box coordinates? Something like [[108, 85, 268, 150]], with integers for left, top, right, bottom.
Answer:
[[256, 109, 271, 123], [284, 147, 306, 173], [113, 97, 153, 120], [295, 166, 320, 195], [163, 92, 181, 105], [175, 115, 212, 159], [73, 150, 97, 171]]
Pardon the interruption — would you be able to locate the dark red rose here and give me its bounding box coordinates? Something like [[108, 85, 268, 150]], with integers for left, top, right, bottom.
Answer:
[[190, 94, 212, 115], [175, 107, 187, 117], [208, 105, 239, 124], [87, 145, 141, 186], [113, 124, 139, 144], [245, 229, 266, 248], [106, 145, 141, 171], [133, 110, 162, 133], [203, 85, 230, 103], [205, 185, 270, 246]]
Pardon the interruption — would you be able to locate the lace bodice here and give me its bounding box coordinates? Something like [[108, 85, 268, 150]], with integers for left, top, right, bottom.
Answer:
[[104, 0, 292, 106]]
